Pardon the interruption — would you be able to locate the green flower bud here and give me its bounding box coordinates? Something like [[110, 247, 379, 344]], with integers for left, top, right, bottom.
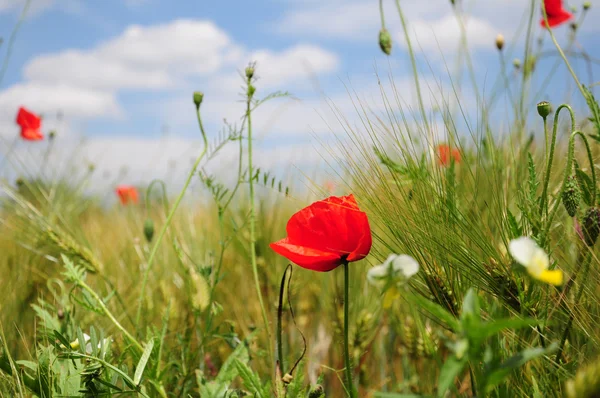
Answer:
[[513, 58, 521, 69], [378, 28, 392, 55], [562, 175, 581, 217], [245, 64, 255, 79], [144, 218, 155, 243], [583, 207, 600, 246], [570, 22, 578, 32], [15, 177, 24, 187], [537, 101, 552, 119], [48, 130, 56, 140], [570, 5, 577, 13], [308, 385, 325, 398], [193, 91, 204, 109], [583, 2, 591, 11]]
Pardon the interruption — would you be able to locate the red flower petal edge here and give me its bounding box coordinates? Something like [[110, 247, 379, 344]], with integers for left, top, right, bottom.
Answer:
[[270, 194, 372, 272], [16, 107, 43, 141]]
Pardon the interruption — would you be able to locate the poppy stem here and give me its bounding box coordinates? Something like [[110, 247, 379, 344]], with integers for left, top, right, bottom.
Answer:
[[343, 260, 355, 398], [246, 68, 274, 371]]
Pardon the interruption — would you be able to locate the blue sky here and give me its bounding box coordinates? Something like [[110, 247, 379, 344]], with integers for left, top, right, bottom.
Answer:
[[1, 0, 599, 189]]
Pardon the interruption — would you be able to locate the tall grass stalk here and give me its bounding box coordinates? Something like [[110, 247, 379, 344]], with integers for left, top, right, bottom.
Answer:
[[134, 98, 208, 328]]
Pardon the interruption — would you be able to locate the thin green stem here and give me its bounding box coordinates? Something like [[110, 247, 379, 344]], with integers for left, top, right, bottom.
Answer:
[[543, 116, 549, 165], [0, 0, 31, 87], [542, 2, 587, 100], [539, 104, 576, 217], [518, 0, 536, 131], [556, 252, 592, 363], [135, 103, 208, 328], [343, 261, 355, 398], [145, 179, 170, 215], [246, 77, 274, 369], [78, 280, 143, 353], [394, 0, 432, 158], [379, 0, 385, 28], [542, 131, 592, 245]]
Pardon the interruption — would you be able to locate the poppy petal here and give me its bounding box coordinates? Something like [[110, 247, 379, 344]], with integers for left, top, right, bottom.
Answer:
[[270, 239, 341, 272], [286, 195, 370, 257]]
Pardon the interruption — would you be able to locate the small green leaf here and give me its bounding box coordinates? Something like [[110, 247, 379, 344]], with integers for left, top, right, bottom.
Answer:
[[475, 318, 539, 341], [410, 294, 459, 331], [460, 288, 481, 329], [484, 343, 557, 391], [234, 359, 267, 397], [437, 356, 467, 397], [134, 339, 155, 385]]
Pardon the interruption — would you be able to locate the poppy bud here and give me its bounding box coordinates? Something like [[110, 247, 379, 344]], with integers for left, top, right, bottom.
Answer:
[[583, 2, 591, 11], [570, 22, 578, 32], [495, 34, 504, 51], [15, 178, 24, 187], [245, 65, 255, 79], [562, 175, 581, 217], [48, 130, 56, 140], [57, 309, 65, 320], [308, 385, 325, 398], [583, 207, 600, 246], [378, 28, 392, 55], [247, 84, 256, 98], [570, 6, 577, 13], [193, 91, 204, 109], [513, 58, 521, 69], [143, 218, 154, 243], [537, 101, 552, 119], [88, 163, 96, 173]]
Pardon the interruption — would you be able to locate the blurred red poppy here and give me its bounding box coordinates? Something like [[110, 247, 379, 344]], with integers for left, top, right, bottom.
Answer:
[[270, 194, 372, 272], [16, 107, 43, 141], [540, 0, 573, 28], [116, 185, 139, 205], [437, 144, 461, 166]]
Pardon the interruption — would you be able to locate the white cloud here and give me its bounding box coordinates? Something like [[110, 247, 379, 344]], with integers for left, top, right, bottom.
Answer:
[[0, 82, 120, 120], [1, 18, 339, 131], [24, 20, 242, 90]]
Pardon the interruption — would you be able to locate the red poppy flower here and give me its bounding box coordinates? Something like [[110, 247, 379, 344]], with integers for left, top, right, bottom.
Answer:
[[16, 107, 43, 141], [270, 194, 372, 272], [437, 144, 461, 166], [116, 185, 139, 205], [540, 0, 573, 28]]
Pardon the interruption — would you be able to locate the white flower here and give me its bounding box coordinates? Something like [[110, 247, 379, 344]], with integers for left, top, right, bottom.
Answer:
[[508, 237, 563, 286], [69, 333, 112, 354], [367, 254, 419, 287]]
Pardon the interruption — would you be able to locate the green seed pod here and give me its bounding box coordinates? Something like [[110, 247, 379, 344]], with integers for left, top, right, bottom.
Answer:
[[513, 58, 521, 69], [193, 91, 204, 108], [537, 101, 552, 119], [583, 207, 600, 246], [378, 28, 392, 55], [143, 218, 155, 243], [583, 2, 591, 11], [495, 34, 504, 51], [562, 175, 581, 217], [308, 385, 324, 398]]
